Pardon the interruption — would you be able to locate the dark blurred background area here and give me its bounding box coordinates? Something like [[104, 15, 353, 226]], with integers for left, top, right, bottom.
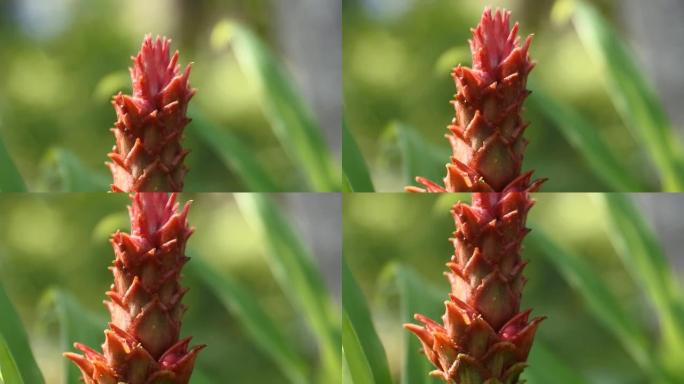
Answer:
[[0, 0, 341, 191], [343, 0, 684, 191]]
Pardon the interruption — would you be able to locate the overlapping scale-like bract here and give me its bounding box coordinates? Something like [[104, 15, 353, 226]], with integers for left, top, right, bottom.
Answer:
[[108, 36, 195, 192], [404, 192, 543, 383], [407, 8, 543, 193], [65, 193, 204, 384]]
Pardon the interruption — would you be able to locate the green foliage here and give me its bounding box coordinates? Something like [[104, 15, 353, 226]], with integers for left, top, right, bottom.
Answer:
[[235, 194, 341, 381], [213, 21, 340, 192], [343, 122, 375, 192], [0, 136, 26, 192], [189, 255, 309, 384], [0, 284, 42, 384], [38, 148, 109, 192], [387, 122, 447, 187]]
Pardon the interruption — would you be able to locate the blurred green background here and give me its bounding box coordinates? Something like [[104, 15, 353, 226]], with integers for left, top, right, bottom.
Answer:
[[0, 193, 340, 383], [343, 0, 684, 191], [343, 193, 684, 383], [0, 0, 340, 191]]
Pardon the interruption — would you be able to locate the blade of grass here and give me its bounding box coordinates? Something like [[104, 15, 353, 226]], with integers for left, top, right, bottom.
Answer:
[[0, 136, 27, 192], [342, 259, 392, 384], [213, 21, 340, 191], [572, 1, 684, 191], [342, 311, 375, 384], [188, 255, 309, 384], [528, 89, 646, 191], [235, 194, 341, 381], [37, 288, 105, 384], [377, 263, 443, 384], [190, 108, 281, 191], [528, 229, 655, 372], [597, 194, 684, 361], [343, 121, 375, 192], [523, 341, 589, 384], [0, 284, 43, 384], [391, 122, 448, 186], [39, 148, 109, 192], [0, 333, 24, 384]]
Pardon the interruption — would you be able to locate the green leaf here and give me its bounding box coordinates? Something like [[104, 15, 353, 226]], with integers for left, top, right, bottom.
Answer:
[[0, 136, 27, 192], [342, 311, 375, 384], [523, 342, 588, 384], [528, 229, 655, 372], [597, 194, 684, 362], [190, 108, 281, 191], [214, 21, 340, 191], [188, 255, 309, 384], [235, 194, 341, 381], [528, 89, 645, 191], [0, 333, 24, 384], [342, 259, 392, 384], [572, 1, 684, 191], [390, 122, 448, 187], [0, 284, 43, 383], [343, 122, 375, 192], [37, 288, 105, 384], [377, 263, 443, 384], [39, 148, 109, 192]]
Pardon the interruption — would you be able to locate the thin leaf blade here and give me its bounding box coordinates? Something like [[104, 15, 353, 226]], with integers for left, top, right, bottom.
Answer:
[[342, 259, 392, 384], [343, 122, 375, 192], [342, 311, 375, 384], [0, 136, 27, 192], [0, 333, 25, 384], [0, 284, 43, 383]]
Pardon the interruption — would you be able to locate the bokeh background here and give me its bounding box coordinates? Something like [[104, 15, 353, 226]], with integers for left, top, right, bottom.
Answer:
[[0, 0, 341, 191], [344, 193, 684, 383], [0, 193, 340, 383], [343, 0, 684, 191]]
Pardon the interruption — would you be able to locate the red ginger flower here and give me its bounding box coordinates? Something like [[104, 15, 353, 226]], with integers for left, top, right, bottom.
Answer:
[[65, 193, 204, 384], [404, 192, 543, 383], [108, 36, 195, 192], [407, 8, 544, 193]]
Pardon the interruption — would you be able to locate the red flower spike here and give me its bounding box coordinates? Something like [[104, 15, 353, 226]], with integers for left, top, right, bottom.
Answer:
[[108, 35, 195, 192], [65, 193, 204, 384], [404, 192, 544, 383], [407, 8, 545, 193]]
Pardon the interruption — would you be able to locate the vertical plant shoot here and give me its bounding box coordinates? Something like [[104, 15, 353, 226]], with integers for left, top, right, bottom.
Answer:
[[405, 192, 543, 383], [65, 193, 204, 383], [108, 36, 195, 192], [407, 9, 543, 192]]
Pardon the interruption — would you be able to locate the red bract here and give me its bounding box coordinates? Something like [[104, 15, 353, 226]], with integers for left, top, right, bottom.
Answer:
[[404, 192, 543, 383], [65, 193, 204, 384], [108, 36, 195, 192], [407, 8, 544, 193]]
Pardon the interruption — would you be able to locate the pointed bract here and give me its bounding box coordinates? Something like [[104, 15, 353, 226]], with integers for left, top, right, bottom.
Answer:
[[405, 192, 543, 383], [108, 36, 195, 192], [408, 8, 543, 193], [65, 193, 204, 384]]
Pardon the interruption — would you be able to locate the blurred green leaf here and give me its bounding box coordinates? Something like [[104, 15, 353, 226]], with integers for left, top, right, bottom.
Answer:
[[528, 229, 655, 373], [93, 71, 129, 102], [342, 311, 376, 384], [235, 194, 341, 381], [0, 333, 24, 384], [389, 122, 447, 187], [342, 259, 392, 384], [216, 21, 340, 191], [434, 46, 470, 75], [0, 284, 43, 384], [188, 255, 309, 384], [572, 1, 684, 191], [191, 108, 280, 191], [377, 263, 443, 384], [190, 370, 215, 384], [598, 194, 684, 364], [39, 148, 109, 192], [343, 122, 375, 192], [529, 90, 646, 191], [0, 137, 27, 192], [523, 342, 588, 384], [37, 288, 105, 384]]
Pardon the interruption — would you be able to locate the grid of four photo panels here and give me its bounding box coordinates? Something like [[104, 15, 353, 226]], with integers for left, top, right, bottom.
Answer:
[[1, 0, 683, 383]]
